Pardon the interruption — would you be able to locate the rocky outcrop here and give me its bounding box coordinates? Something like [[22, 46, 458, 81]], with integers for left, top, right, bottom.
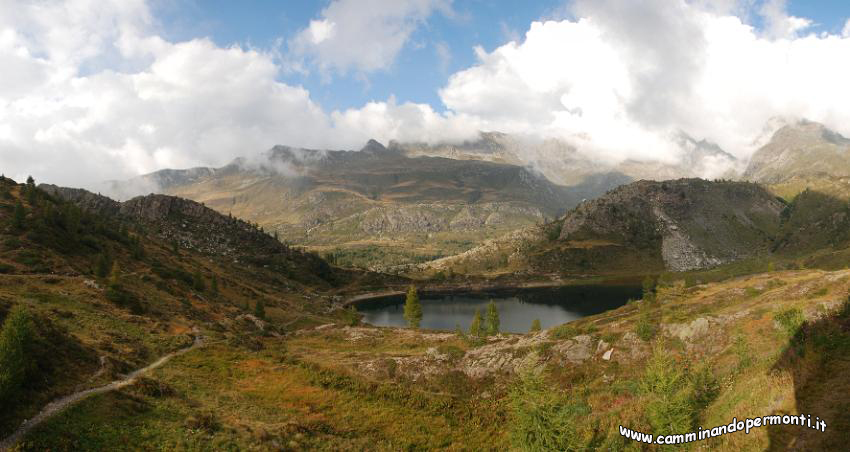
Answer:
[[558, 179, 785, 271], [41, 185, 333, 279], [40, 184, 121, 217]]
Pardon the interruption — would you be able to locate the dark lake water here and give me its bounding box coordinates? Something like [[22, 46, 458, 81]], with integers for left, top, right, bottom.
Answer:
[[355, 285, 642, 333]]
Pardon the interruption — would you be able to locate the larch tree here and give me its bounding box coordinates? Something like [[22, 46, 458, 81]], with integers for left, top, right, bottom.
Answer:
[[403, 285, 423, 328], [486, 300, 500, 335]]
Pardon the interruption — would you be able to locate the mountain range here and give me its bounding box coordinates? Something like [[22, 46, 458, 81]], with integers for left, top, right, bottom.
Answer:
[[6, 119, 850, 449]]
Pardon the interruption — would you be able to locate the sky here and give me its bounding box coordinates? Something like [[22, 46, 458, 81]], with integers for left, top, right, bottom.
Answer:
[[2, 0, 850, 189]]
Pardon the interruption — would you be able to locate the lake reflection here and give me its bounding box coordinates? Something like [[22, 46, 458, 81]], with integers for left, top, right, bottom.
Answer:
[[356, 285, 642, 333]]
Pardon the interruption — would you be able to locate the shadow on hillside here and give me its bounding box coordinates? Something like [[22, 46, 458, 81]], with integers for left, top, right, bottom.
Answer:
[[768, 302, 850, 451]]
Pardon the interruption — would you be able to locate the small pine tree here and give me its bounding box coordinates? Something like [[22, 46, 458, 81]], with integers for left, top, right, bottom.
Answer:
[[455, 323, 466, 339], [640, 340, 695, 436], [96, 252, 111, 278], [108, 261, 120, 288], [486, 300, 500, 335], [403, 285, 423, 328], [25, 177, 36, 205], [642, 275, 657, 302], [171, 240, 179, 255], [530, 318, 542, 333], [193, 270, 205, 292], [469, 309, 482, 337], [12, 201, 25, 231], [0, 305, 34, 405], [130, 236, 145, 260], [254, 300, 266, 320], [211, 275, 219, 295]]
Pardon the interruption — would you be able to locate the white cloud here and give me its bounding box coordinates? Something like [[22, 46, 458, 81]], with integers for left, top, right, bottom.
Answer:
[[758, 0, 812, 39], [290, 0, 452, 75], [843, 19, 850, 37], [437, 0, 850, 164], [4, 0, 850, 192]]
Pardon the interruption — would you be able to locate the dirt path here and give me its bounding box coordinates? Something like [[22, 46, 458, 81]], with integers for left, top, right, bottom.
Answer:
[[0, 329, 204, 451]]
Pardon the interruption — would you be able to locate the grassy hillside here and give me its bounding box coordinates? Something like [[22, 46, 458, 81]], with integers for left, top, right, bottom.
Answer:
[[14, 260, 850, 450], [0, 176, 399, 442], [3, 174, 850, 450]]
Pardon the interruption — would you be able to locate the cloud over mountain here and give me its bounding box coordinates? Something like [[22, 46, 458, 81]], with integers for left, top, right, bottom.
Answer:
[[2, 0, 850, 189]]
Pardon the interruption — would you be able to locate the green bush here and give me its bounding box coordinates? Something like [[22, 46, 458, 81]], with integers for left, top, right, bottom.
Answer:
[[635, 313, 657, 342], [549, 324, 578, 340], [436, 344, 465, 362], [509, 372, 590, 451], [0, 305, 35, 405], [774, 307, 805, 336], [105, 286, 144, 314]]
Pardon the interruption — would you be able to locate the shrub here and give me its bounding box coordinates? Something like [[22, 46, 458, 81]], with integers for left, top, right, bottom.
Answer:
[[192, 270, 206, 292], [642, 276, 657, 302], [549, 324, 578, 340], [530, 318, 542, 333], [436, 344, 465, 362], [635, 314, 657, 342], [254, 300, 266, 320], [0, 305, 35, 405], [343, 305, 360, 326], [733, 335, 752, 370], [105, 286, 144, 314], [774, 307, 805, 336], [12, 201, 25, 231], [689, 364, 720, 411]]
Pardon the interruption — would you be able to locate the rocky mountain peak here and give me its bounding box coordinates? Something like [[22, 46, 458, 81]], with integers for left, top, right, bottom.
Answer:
[[743, 119, 850, 183], [361, 139, 388, 153]]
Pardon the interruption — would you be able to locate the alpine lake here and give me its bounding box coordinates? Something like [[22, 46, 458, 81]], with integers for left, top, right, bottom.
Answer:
[[355, 284, 643, 333]]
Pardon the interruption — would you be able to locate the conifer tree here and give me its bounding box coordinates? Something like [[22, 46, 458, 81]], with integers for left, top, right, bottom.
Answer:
[[254, 300, 266, 319], [642, 275, 657, 302], [531, 318, 542, 333], [486, 300, 500, 335], [403, 285, 423, 328], [193, 270, 205, 292], [108, 261, 121, 288], [469, 309, 482, 337], [96, 252, 111, 278], [12, 201, 25, 231], [0, 305, 34, 405], [211, 275, 219, 295], [25, 176, 36, 205]]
